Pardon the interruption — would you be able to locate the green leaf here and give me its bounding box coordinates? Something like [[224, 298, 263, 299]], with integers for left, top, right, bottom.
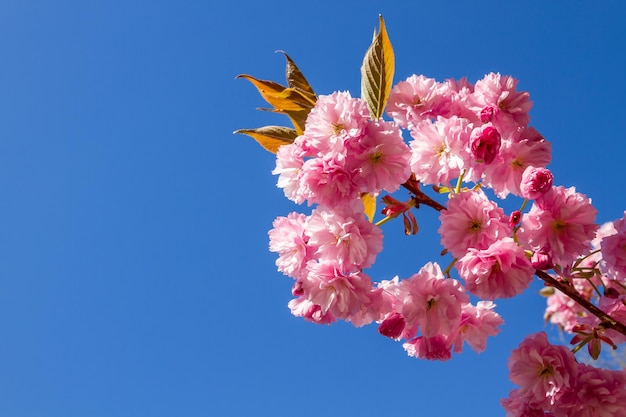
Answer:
[[360, 15, 395, 119], [234, 126, 298, 154], [278, 51, 316, 98], [361, 193, 377, 223]]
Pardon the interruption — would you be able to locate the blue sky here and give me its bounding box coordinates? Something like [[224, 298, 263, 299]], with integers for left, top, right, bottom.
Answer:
[[0, 1, 625, 416]]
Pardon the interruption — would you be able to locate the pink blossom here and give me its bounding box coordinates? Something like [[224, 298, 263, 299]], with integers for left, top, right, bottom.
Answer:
[[456, 238, 534, 299], [600, 211, 626, 281], [268, 212, 311, 278], [469, 124, 501, 164], [470, 72, 533, 133], [408, 116, 473, 187], [306, 203, 382, 270], [482, 127, 552, 198], [501, 389, 552, 417], [403, 335, 452, 361], [299, 156, 359, 207], [397, 262, 469, 338], [300, 261, 374, 320], [288, 297, 336, 324], [386, 75, 451, 128], [273, 139, 307, 204], [352, 120, 411, 194], [439, 189, 511, 258], [544, 291, 586, 333], [449, 301, 503, 354], [556, 364, 626, 417], [517, 186, 598, 266], [520, 166, 554, 200], [508, 332, 578, 408], [303, 91, 370, 154]]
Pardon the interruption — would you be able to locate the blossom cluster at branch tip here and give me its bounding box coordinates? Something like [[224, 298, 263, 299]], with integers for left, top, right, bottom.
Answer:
[[262, 68, 626, 417]]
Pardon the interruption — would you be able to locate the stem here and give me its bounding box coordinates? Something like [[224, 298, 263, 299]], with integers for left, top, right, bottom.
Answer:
[[375, 216, 394, 227], [535, 269, 626, 337]]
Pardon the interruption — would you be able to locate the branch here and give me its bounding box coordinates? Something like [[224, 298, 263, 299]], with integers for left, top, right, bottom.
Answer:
[[535, 269, 626, 337]]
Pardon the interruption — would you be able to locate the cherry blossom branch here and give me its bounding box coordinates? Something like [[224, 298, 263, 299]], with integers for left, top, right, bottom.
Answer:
[[401, 178, 626, 338], [535, 269, 626, 337], [402, 177, 446, 212]]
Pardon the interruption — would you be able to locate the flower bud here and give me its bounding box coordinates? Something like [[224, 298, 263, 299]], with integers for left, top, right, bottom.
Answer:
[[520, 166, 553, 200], [377, 312, 405, 340], [470, 125, 501, 164], [509, 210, 522, 227]]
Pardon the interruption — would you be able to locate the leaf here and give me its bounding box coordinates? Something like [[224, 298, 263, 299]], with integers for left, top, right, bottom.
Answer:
[[360, 15, 395, 119], [257, 107, 309, 136], [234, 126, 298, 154], [277, 51, 316, 98], [236, 74, 316, 111], [361, 193, 377, 223]]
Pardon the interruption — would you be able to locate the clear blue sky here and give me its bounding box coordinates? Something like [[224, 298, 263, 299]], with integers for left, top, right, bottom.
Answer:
[[0, 1, 625, 416]]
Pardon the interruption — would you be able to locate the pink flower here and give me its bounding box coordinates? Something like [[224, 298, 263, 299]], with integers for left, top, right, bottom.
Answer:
[[299, 156, 359, 207], [508, 332, 578, 408], [544, 291, 586, 333], [268, 212, 312, 278], [456, 238, 534, 299], [556, 364, 626, 417], [303, 91, 370, 154], [397, 262, 469, 338], [273, 139, 307, 204], [306, 203, 382, 270], [386, 75, 451, 128], [501, 389, 553, 417], [482, 127, 552, 198], [449, 301, 503, 354], [408, 116, 472, 187], [470, 72, 533, 133], [352, 120, 411, 194], [520, 166, 554, 200], [469, 124, 501, 164], [288, 297, 336, 324], [517, 186, 598, 266], [600, 211, 626, 281], [300, 261, 374, 320], [439, 189, 510, 258], [403, 335, 452, 361]]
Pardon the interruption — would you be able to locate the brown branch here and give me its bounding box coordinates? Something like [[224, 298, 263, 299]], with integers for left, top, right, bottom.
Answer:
[[535, 269, 626, 337]]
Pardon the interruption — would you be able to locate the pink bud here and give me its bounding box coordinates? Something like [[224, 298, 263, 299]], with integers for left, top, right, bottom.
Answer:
[[520, 166, 554, 200], [509, 210, 522, 227], [470, 125, 501, 164], [377, 312, 405, 340]]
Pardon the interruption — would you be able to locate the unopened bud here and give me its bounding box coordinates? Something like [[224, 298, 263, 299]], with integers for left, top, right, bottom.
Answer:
[[470, 125, 501, 164], [377, 312, 405, 340], [509, 210, 522, 227]]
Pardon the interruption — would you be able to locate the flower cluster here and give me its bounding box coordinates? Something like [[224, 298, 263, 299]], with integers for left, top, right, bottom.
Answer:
[[503, 332, 626, 417], [263, 71, 626, 415]]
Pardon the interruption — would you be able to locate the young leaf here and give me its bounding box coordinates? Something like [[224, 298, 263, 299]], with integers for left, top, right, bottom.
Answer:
[[360, 15, 395, 119], [361, 193, 377, 223], [237, 74, 316, 111], [234, 126, 298, 154], [278, 51, 316, 98]]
